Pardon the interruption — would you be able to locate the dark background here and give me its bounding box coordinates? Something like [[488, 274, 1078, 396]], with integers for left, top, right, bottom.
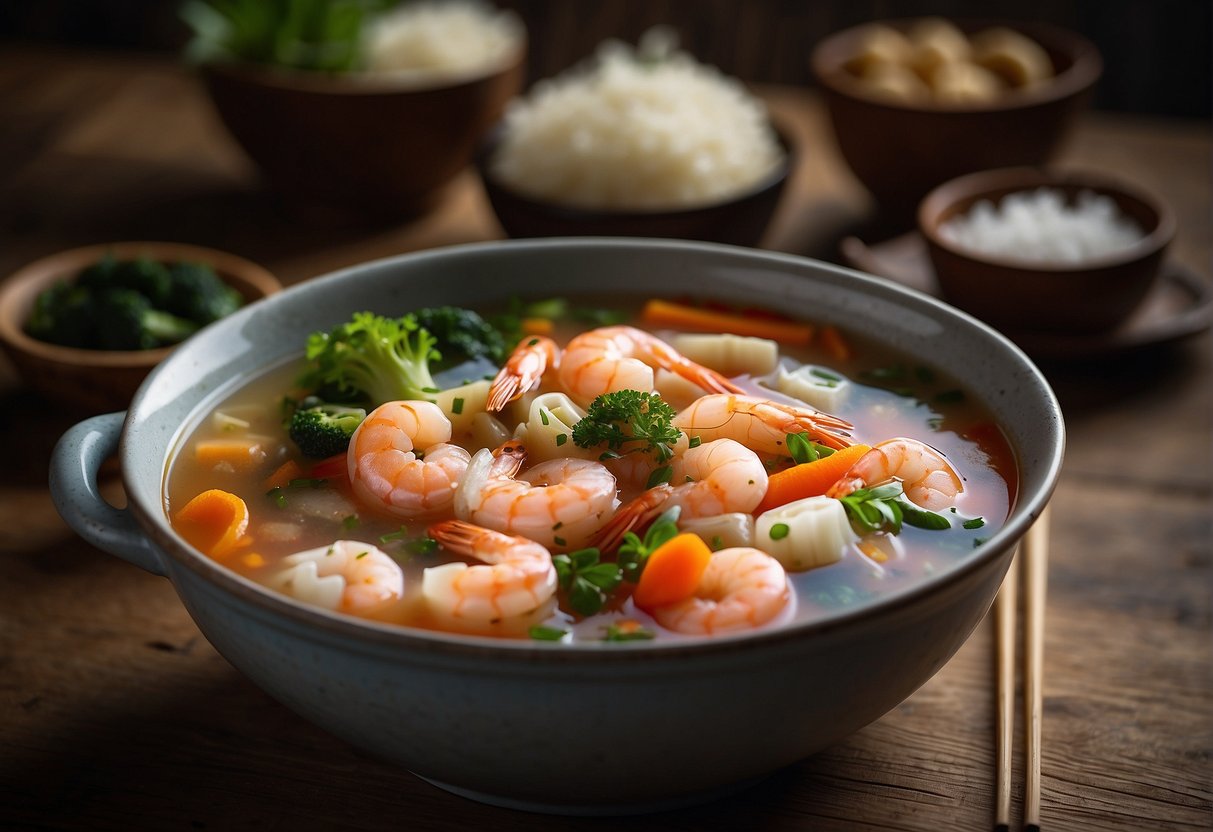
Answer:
[[1, 0, 1210, 117]]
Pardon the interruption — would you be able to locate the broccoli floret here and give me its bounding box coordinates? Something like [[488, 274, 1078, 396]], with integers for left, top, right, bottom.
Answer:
[[79, 256, 173, 307], [24, 281, 98, 348], [165, 262, 244, 325], [413, 306, 509, 366], [288, 403, 367, 458], [94, 288, 200, 350], [297, 312, 440, 407]]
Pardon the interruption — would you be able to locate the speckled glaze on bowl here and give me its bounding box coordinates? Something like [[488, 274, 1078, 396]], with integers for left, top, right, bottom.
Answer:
[[50, 239, 1063, 815]]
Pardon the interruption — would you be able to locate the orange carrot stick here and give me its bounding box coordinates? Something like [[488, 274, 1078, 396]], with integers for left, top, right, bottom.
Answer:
[[173, 489, 251, 559], [754, 443, 872, 515], [632, 533, 713, 611], [521, 317, 555, 336], [261, 459, 304, 492], [641, 299, 814, 345], [820, 325, 852, 362], [195, 438, 268, 471]]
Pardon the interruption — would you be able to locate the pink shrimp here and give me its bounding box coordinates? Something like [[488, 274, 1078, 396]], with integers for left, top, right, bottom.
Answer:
[[423, 519, 558, 627], [487, 335, 559, 411], [556, 325, 743, 406], [454, 440, 619, 551], [270, 540, 404, 616], [826, 437, 964, 510], [592, 438, 767, 552], [646, 547, 792, 636], [347, 400, 471, 519], [673, 393, 854, 453]]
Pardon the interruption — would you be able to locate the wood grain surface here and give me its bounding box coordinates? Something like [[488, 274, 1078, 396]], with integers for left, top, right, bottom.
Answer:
[[0, 46, 1209, 831]]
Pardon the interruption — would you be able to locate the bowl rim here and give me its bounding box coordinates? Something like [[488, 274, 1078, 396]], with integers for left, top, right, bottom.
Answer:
[[0, 241, 281, 368], [810, 17, 1103, 114], [127, 238, 1064, 662], [917, 166, 1177, 273], [198, 36, 528, 96], [476, 117, 794, 218]]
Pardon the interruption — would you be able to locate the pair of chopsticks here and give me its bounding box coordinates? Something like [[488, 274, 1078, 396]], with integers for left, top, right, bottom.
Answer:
[[994, 506, 1050, 832]]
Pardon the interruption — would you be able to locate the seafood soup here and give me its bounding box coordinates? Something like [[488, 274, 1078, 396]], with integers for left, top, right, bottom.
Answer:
[[165, 298, 1015, 643]]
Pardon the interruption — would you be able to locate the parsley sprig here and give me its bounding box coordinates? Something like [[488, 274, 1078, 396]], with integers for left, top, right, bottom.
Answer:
[[552, 548, 622, 616], [838, 482, 951, 534], [616, 507, 681, 583], [571, 390, 683, 463]]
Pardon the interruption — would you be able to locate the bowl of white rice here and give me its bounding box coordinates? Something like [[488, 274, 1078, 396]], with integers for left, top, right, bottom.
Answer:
[[477, 29, 791, 246], [199, 0, 526, 220], [919, 167, 1175, 334]]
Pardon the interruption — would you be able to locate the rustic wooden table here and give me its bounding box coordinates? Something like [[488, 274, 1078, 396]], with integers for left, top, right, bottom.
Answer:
[[1, 46, 1209, 831]]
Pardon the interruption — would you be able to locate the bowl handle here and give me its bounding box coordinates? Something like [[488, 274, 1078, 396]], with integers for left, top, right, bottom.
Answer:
[[49, 412, 166, 576]]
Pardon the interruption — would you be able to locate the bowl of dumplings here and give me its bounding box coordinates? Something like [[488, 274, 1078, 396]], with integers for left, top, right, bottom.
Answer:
[[810, 18, 1102, 217]]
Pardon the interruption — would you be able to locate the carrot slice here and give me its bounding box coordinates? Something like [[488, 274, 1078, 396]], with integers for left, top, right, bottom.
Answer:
[[309, 453, 349, 482], [754, 443, 872, 515], [261, 459, 304, 492], [640, 299, 814, 345], [633, 533, 713, 611], [173, 489, 251, 559]]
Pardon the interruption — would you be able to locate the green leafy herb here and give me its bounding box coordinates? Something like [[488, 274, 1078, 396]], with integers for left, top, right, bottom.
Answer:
[[553, 548, 623, 616], [571, 389, 682, 462], [962, 517, 986, 530], [617, 506, 681, 583], [406, 536, 439, 556], [342, 515, 359, 531], [838, 481, 950, 534], [785, 432, 836, 465], [528, 626, 568, 642], [645, 465, 673, 489]]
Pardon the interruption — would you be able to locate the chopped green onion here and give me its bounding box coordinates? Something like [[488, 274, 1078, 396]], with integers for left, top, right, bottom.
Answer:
[[529, 626, 568, 641], [769, 523, 790, 540], [451, 397, 464, 415]]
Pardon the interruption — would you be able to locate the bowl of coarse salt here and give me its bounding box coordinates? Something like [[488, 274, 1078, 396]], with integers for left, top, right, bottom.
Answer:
[[918, 167, 1174, 334]]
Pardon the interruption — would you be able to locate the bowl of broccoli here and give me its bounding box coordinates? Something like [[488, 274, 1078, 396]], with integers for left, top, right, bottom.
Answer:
[[0, 241, 280, 412]]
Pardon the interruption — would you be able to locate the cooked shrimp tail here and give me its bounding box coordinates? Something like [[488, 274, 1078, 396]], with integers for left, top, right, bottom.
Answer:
[[826, 437, 964, 510], [423, 519, 558, 628], [591, 483, 674, 553], [487, 335, 559, 411]]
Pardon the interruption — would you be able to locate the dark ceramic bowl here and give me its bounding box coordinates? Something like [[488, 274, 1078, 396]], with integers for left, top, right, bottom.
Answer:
[[201, 44, 525, 221], [811, 19, 1102, 218], [0, 241, 280, 413], [919, 167, 1175, 334], [476, 126, 792, 247], [50, 239, 1063, 814]]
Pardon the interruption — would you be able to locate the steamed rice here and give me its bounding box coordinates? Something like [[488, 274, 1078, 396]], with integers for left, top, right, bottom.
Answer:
[[365, 1, 523, 83], [489, 28, 785, 210], [939, 187, 1145, 263]]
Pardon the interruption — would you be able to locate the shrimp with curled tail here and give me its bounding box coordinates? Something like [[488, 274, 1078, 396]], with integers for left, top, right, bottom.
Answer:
[[642, 547, 792, 636], [557, 326, 743, 406], [270, 540, 404, 615], [826, 437, 964, 511], [593, 438, 767, 552], [487, 335, 559, 411], [347, 400, 471, 519], [454, 440, 619, 551], [673, 393, 854, 454], [424, 519, 557, 629]]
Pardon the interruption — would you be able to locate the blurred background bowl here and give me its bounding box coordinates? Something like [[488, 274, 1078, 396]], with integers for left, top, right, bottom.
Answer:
[[200, 43, 525, 223], [811, 19, 1102, 220], [0, 241, 280, 413], [918, 167, 1174, 334], [477, 125, 793, 246]]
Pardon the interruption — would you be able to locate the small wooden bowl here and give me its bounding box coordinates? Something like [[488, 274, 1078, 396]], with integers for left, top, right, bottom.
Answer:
[[0, 242, 281, 413], [811, 19, 1102, 218], [476, 125, 792, 247], [918, 168, 1175, 334], [201, 43, 525, 222]]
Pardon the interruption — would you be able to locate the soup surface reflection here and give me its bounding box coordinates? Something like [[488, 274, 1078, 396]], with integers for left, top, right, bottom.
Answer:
[[165, 299, 1014, 643]]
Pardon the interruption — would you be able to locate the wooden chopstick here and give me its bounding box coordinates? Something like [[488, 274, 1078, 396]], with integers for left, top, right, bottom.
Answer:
[[993, 550, 1019, 832], [1023, 506, 1051, 832], [994, 506, 1051, 832]]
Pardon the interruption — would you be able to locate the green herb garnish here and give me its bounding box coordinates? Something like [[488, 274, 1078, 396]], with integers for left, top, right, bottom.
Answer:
[[571, 389, 682, 462], [616, 506, 681, 583], [553, 548, 623, 616]]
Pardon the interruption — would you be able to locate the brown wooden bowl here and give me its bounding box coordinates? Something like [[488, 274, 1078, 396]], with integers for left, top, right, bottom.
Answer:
[[811, 19, 1102, 219], [476, 125, 792, 247], [0, 242, 281, 413], [201, 43, 525, 221], [918, 167, 1175, 334]]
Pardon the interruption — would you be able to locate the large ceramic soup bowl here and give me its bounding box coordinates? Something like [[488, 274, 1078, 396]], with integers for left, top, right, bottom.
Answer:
[[50, 239, 1063, 814]]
